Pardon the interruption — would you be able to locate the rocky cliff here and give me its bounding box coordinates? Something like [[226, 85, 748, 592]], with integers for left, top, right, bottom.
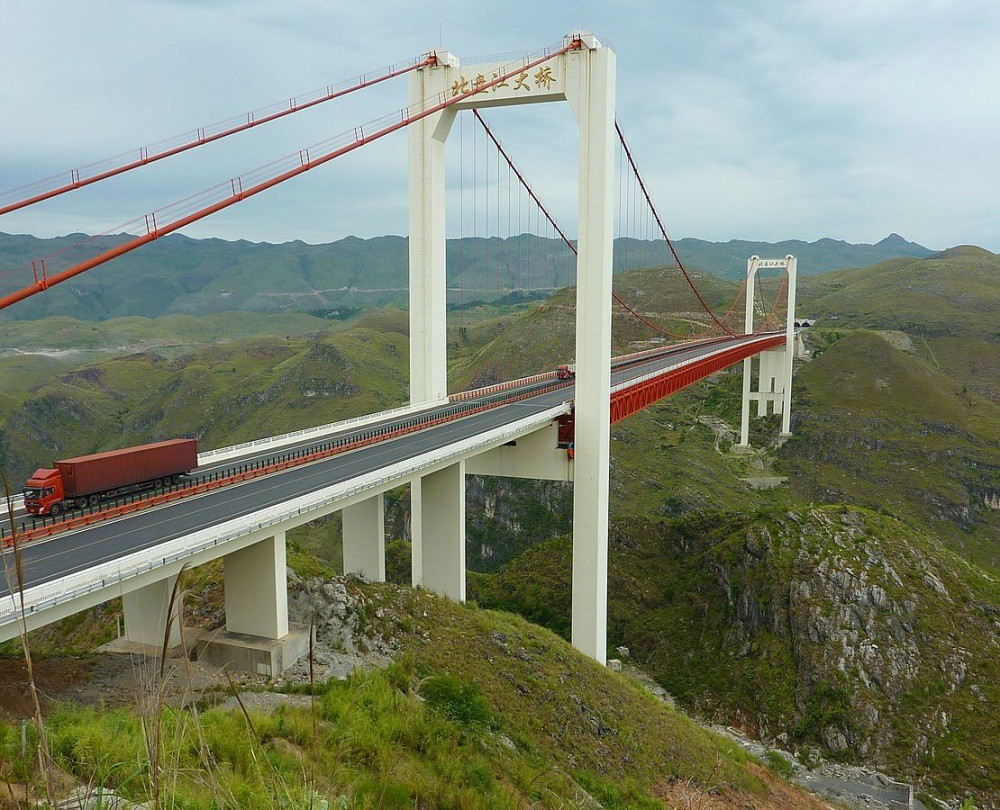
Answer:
[[471, 506, 1000, 805]]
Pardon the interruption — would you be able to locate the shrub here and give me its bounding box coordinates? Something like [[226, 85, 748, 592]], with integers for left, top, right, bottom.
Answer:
[[763, 749, 795, 780], [418, 675, 495, 730]]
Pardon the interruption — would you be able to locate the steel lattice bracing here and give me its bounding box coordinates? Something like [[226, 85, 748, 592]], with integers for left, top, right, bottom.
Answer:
[[610, 334, 785, 423]]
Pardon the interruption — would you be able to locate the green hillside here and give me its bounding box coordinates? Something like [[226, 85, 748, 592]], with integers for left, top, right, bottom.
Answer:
[[0, 229, 930, 322], [800, 246, 999, 339], [0, 565, 826, 808], [0, 323, 410, 483], [780, 330, 999, 569], [798, 245, 1000, 414], [0, 311, 337, 355], [470, 507, 1000, 804]]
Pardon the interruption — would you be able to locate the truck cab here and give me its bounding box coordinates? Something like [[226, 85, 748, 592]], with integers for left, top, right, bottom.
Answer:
[[23, 468, 65, 516], [556, 363, 576, 380]]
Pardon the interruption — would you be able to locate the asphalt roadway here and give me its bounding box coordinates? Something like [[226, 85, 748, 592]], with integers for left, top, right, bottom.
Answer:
[[0, 334, 773, 598]]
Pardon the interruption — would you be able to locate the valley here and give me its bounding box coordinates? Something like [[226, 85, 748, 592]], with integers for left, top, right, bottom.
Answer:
[[0, 240, 996, 808]]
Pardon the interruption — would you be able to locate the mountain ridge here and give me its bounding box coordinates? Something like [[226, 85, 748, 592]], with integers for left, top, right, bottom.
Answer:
[[0, 229, 933, 322]]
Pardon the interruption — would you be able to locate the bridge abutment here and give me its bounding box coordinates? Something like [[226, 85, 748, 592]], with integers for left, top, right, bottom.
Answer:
[[196, 531, 309, 676]]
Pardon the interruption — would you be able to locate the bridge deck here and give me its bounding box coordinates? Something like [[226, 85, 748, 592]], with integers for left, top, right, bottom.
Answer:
[[1, 333, 780, 602]]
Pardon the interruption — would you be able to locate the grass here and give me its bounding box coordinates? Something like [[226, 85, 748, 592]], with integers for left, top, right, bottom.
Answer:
[[0, 568, 835, 808], [0, 311, 337, 355], [798, 246, 1000, 339], [0, 323, 412, 483]]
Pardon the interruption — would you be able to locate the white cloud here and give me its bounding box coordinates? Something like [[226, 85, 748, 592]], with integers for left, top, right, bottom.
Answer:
[[0, 0, 996, 251]]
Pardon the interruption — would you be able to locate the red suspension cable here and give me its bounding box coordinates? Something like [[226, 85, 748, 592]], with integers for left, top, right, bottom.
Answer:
[[761, 273, 788, 331], [0, 57, 433, 217], [614, 120, 735, 335], [0, 40, 583, 312], [473, 109, 710, 341]]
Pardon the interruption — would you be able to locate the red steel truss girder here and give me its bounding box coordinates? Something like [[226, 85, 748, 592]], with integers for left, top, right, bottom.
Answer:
[[609, 335, 785, 424]]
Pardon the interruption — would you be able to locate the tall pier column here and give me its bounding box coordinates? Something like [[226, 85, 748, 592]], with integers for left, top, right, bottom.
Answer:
[[565, 43, 616, 664], [739, 256, 758, 447], [409, 479, 423, 588], [406, 34, 616, 664], [780, 257, 797, 436], [343, 493, 386, 582], [411, 461, 466, 601], [122, 575, 182, 650], [223, 532, 288, 639]]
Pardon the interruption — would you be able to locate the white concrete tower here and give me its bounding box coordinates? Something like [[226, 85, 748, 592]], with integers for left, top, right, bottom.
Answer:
[[408, 51, 460, 405], [406, 34, 616, 663], [739, 255, 798, 445]]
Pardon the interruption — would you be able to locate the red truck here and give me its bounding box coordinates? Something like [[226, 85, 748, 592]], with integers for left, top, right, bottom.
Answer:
[[556, 363, 576, 380], [23, 439, 198, 516]]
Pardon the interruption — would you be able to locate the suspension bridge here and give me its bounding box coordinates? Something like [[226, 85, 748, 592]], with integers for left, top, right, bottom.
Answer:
[[0, 33, 799, 671]]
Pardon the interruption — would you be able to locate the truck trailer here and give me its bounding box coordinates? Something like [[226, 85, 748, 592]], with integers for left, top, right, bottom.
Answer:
[[23, 438, 198, 516]]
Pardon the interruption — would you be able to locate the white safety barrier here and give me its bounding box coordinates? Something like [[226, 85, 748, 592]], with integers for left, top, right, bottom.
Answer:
[[196, 397, 449, 465]]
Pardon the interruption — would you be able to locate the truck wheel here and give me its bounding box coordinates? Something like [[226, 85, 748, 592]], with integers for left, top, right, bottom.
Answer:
[[50, 502, 63, 517], [154, 478, 163, 489], [88, 494, 100, 507]]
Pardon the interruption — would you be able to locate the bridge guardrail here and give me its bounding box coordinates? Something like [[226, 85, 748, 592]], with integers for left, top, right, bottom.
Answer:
[[197, 398, 449, 464], [0, 402, 570, 627], [3, 377, 572, 547], [449, 371, 558, 402], [610, 333, 782, 395]]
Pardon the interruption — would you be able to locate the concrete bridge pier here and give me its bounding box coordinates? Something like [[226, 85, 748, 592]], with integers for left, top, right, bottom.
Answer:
[[197, 531, 308, 676], [754, 348, 788, 417], [122, 574, 182, 651], [342, 493, 386, 582], [223, 531, 288, 639], [411, 461, 466, 601]]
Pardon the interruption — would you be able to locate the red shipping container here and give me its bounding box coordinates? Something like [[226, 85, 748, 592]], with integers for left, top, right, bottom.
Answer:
[[55, 439, 198, 497]]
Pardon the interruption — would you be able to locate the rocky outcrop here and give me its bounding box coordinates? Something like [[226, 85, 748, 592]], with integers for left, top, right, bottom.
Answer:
[[283, 574, 396, 682], [692, 508, 997, 804]]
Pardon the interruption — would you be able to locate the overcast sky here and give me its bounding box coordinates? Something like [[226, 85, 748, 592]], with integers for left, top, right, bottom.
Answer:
[[1, 0, 997, 251]]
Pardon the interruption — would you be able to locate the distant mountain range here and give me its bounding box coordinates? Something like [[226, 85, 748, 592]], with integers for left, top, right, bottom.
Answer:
[[0, 230, 933, 322]]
